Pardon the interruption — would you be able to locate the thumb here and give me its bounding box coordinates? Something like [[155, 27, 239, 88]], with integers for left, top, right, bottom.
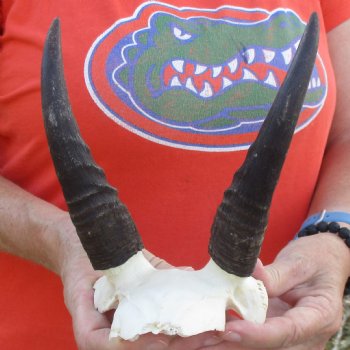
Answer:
[[259, 256, 309, 297]]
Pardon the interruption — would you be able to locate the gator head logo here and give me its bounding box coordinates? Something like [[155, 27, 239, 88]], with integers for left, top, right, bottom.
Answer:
[[85, 2, 327, 151]]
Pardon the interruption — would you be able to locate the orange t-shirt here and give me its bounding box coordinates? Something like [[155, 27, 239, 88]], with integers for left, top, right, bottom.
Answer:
[[0, 0, 349, 348]]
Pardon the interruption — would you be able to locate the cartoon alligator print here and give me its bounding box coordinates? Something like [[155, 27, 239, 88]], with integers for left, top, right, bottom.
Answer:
[[85, 3, 327, 151]]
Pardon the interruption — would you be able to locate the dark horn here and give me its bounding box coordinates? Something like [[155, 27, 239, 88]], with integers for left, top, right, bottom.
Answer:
[[41, 18, 144, 270], [209, 13, 319, 277]]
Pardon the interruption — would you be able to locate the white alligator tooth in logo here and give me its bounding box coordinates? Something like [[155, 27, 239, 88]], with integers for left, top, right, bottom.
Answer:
[[170, 76, 182, 87], [172, 60, 185, 73], [312, 77, 317, 88], [294, 40, 301, 50], [245, 48, 255, 64], [222, 77, 233, 89], [316, 77, 321, 87], [228, 58, 238, 74], [308, 81, 312, 90], [195, 64, 208, 75], [242, 68, 258, 81], [282, 48, 292, 65], [173, 27, 192, 41], [185, 77, 197, 93], [264, 71, 277, 87], [262, 49, 275, 63], [212, 66, 222, 78], [200, 82, 214, 98]]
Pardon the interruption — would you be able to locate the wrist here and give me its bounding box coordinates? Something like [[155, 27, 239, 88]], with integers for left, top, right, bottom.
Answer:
[[43, 210, 81, 276], [295, 211, 350, 292], [319, 232, 350, 277], [53, 213, 97, 295], [297, 211, 350, 251], [295, 229, 350, 293]]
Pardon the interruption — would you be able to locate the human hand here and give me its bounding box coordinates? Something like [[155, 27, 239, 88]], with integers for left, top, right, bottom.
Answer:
[[200, 233, 350, 350], [57, 214, 225, 350], [56, 213, 168, 350]]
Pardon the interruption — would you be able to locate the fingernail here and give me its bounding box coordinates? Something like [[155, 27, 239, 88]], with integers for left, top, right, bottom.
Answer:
[[146, 340, 168, 350], [223, 331, 241, 342], [203, 335, 222, 346]]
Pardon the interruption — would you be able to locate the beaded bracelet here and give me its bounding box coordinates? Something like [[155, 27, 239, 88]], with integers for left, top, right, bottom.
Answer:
[[297, 221, 350, 248], [296, 220, 350, 295]]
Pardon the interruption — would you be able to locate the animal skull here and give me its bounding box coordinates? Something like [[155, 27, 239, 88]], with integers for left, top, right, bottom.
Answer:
[[41, 13, 319, 341], [94, 252, 267, 340]]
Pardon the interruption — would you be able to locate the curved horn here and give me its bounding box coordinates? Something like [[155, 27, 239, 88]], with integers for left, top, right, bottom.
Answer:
[[209, 13, 319, 277], [41, 18, 144, 270]]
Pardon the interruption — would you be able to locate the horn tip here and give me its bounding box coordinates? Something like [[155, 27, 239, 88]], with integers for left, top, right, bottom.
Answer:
[[44, 18, 61, 53], [309, 12, 319, 24], [50, 17, 61, 32], [307, 12, 319, 39]]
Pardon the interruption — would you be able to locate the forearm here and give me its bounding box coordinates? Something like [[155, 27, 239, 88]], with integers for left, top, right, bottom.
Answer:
[[309, 139, 350, 214], [0, 175, 77, 274], [309, 21, 350, 215]]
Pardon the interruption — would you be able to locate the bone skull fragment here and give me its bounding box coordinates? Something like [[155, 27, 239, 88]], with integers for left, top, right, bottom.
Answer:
[[41, 14, 319, 340]]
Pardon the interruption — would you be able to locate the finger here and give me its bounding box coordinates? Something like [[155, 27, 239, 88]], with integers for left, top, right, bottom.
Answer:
[[74, 291, 173, 350], [198, 343, 244, 350], [112, 332, 222, 350], [119, 334, 171, 350], [262, 255, 313, 297], [178, 266, 195, 271], [198, 339, 327, 350], [222, 301, 334, 349], [72, 288, 115, 349], [252, 259, 265, 279], [91, 334, 171, 350], [266, 297, 291, 317], [168, 331, 223, 350]]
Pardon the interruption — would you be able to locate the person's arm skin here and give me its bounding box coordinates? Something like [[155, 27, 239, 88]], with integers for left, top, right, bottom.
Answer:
[[0, 176, 68, 272], [199, 19, 350, 350], [0, 177, 115, 349]]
